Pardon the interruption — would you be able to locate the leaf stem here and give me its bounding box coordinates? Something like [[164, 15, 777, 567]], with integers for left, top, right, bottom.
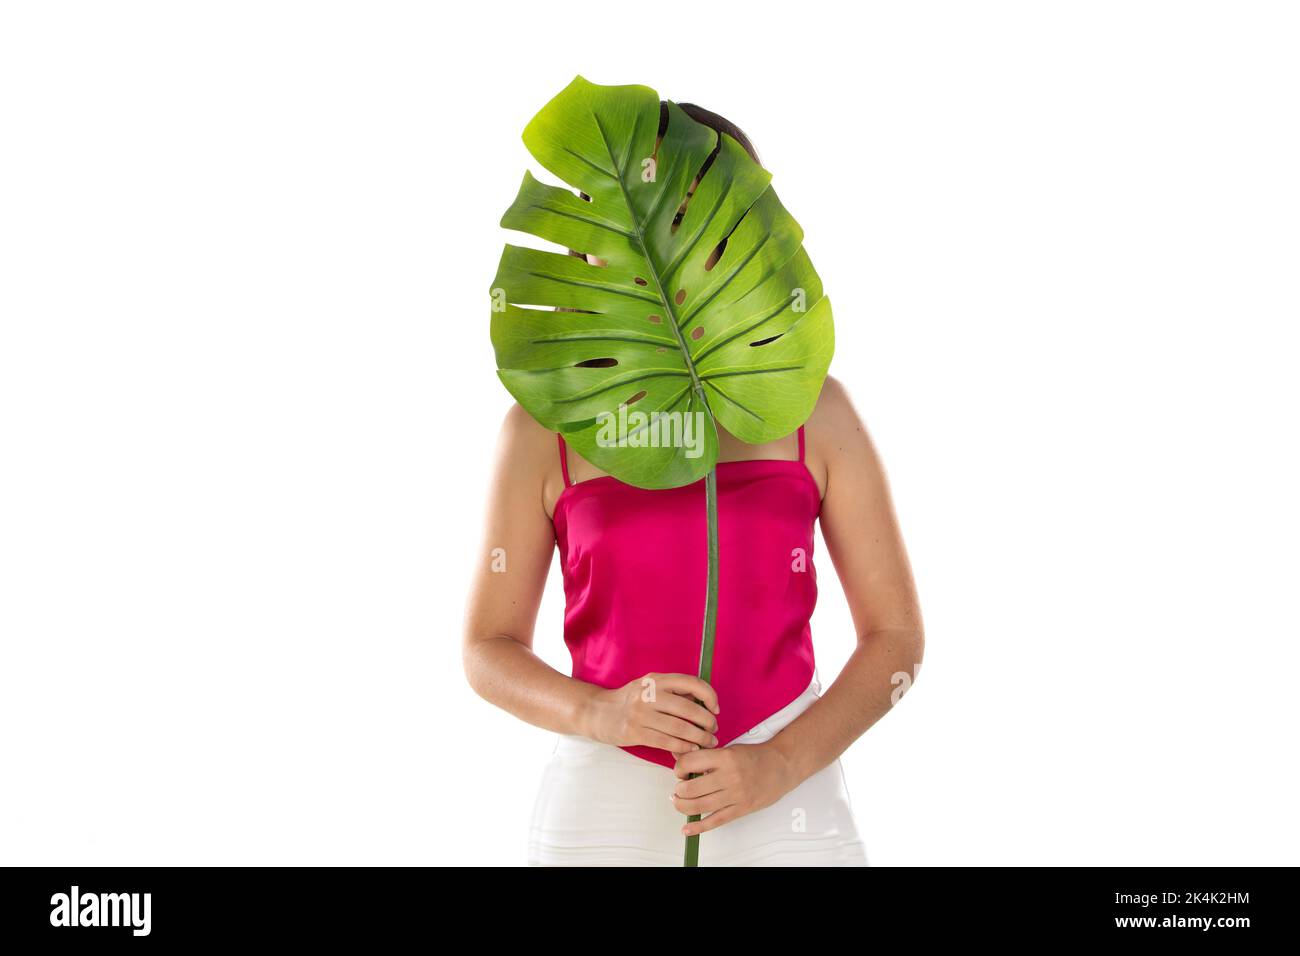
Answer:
[[683, 466, 720, 868]]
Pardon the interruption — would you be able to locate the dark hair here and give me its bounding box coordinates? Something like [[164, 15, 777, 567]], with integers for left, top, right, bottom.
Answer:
[[569, 101, 759, 263], [674, 102, 761, 167]]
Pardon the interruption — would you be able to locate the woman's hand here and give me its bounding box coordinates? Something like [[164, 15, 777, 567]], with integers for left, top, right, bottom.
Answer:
[[582, 673, 720, 755], [671, 742, 801, 836]]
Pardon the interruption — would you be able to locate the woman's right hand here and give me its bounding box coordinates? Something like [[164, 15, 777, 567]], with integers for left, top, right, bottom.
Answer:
[[582, 673, 720, 754]]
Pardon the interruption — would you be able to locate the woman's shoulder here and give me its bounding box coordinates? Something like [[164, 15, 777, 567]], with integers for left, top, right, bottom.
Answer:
[[499, 400, 561, 459], [806, 374, 863, 437], [496, 403, 569, 515], [500, 401, 553, 446], [804, 374, 880, 477]]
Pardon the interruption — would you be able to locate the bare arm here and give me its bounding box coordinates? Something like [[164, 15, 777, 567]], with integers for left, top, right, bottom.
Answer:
[[765, 376, 925, 782], [461, 403, 597, 735], [462, 404, 720, 753]]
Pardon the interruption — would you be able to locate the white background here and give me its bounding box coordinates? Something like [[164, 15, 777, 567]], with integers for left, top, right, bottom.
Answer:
[[2, 1, 1297, 866]]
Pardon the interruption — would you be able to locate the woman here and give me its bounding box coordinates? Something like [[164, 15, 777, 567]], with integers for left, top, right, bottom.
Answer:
[[463, 106, 924, 867]]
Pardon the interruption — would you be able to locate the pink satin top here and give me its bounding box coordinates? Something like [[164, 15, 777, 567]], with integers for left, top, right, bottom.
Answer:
[[552, 427, 820, 769]]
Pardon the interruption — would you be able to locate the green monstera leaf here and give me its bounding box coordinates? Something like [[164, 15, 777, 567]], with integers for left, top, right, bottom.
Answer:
[[490, 75, 833, 490]]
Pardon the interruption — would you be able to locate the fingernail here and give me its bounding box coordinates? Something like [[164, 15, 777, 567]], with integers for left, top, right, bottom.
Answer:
[[691, 744, 699, 751]]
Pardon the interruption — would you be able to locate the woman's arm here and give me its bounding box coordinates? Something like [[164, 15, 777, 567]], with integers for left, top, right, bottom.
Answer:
[[462, 404, 720, 753], [672, 377, 925, 835], [766, 376, 925, 776], [461, 403, 594, 734]]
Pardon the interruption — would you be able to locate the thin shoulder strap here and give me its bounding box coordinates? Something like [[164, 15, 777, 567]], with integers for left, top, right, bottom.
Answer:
[[797, 424, 806, 463], [556, 433, 573, 487]]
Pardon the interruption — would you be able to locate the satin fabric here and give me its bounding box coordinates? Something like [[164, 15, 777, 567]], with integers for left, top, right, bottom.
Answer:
[[552, 431, 820, 769]]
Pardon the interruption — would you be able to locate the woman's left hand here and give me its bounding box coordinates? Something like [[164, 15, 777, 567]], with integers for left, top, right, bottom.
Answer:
[[671, 743, 801, 836]]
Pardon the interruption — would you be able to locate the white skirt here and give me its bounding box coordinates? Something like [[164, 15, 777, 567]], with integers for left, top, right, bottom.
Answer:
[[528, 676, 869, 866]]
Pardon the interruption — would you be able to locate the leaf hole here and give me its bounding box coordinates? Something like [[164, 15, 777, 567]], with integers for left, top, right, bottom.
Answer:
[[690, 326, 704, 341], [675, 289, 687, 306], [623, 390, 648, 407], [634, 277, 648, 286], [574, 357, 619, 368], [702, 201, 754, 274], [704, 237, 727, 271], [647, 314, 662, 324], [670, 131, 722, 235], [749, 333, 784, 348], [652, 101, 669, 163]]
